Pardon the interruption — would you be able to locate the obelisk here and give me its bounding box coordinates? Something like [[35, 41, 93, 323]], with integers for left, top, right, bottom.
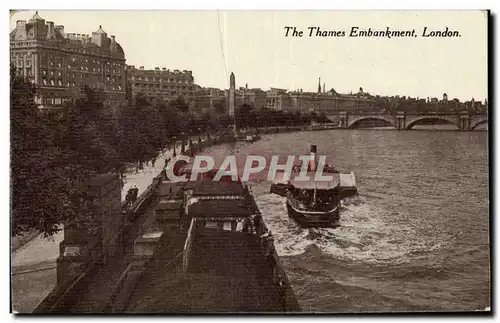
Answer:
[[229, 72, 237, 135]]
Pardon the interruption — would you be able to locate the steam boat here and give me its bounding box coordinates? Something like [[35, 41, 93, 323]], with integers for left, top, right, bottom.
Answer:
[[270, 145, 357, 228]]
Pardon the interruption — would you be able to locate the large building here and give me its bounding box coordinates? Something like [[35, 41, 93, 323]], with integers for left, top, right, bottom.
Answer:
[[125, 65, 196, 102], [10, 11, 127, 109], [266, 84, 376, 114]]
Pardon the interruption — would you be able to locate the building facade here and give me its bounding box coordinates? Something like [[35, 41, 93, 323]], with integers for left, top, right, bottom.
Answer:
[[193, 87, 226, 115], [125, 65, 196, 102], [237, 85, 267, 111], [10, 12, 127, 109], [266, 85, 376, 114]]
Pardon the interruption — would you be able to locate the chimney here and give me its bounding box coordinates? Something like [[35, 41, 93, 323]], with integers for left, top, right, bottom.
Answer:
[[110, 35, 116, 44], [162, 67, 166, 71], [140, 66, 144, 70], [309, 145, 317, 171], [155, 67, 160, 71], [46, 21, 55, 38], [54, 25, 64, 36]]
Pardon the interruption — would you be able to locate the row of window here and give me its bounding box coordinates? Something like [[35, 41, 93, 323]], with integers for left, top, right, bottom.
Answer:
[[35, 97, 71, 105], [203, 220, 246, 232], [13, 57, 123, 74], [130, 76, 192, 84], [132, 84, 194, 91], [40, 78, 123, 90], [41, 70, 122, 82], [11, 42, 33, 47]]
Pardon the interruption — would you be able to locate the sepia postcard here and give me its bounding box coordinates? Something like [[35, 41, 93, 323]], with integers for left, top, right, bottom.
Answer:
[[9, 9, 490, 314]]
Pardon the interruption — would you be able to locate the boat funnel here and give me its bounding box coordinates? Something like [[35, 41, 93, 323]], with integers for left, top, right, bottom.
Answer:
[[309, 145, 317, 171]]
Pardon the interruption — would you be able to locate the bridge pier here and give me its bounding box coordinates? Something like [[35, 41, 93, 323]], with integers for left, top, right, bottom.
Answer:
[[396, 112, 406, 130], [339, 111, 348, 128], [459, 113, 470, 131]]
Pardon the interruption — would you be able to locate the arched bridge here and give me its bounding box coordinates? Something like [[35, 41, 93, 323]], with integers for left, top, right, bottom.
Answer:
[[326, 112, 488, 131]]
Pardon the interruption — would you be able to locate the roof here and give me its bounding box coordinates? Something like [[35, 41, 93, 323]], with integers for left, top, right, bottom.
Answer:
[[187, 199, 251, 217], [190, 178, 244, 196], [93, 25, 106, 34], [289, 171, 340, 190], [30, 11, 43, 21], [126, 230, 294, 312]]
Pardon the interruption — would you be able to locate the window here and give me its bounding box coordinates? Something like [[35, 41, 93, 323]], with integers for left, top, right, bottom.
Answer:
[[58, 80, 62, 86], [223, 222, 232, 231], [205, 221, 218, 229], [50, 80, 54, 86]]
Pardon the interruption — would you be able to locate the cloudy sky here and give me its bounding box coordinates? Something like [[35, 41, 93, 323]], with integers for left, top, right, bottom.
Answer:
[[10, 10, 488, 101]]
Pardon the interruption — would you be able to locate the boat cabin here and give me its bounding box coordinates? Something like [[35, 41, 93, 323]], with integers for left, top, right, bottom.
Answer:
[[187, 199, 253, 233], [184, 175, 254, 233], [287, 172, 341, 211]]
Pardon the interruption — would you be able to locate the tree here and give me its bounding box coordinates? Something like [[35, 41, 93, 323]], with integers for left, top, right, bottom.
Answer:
[[11, 67, 91, 236]]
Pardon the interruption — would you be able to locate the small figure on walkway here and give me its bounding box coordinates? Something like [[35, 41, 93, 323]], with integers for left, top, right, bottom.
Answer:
[[131, 185, 139, 203], [125, 189, 133, 207], [151, 157, 156, 168]]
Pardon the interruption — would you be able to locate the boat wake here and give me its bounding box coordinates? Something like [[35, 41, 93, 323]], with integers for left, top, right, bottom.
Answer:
[[255, 193, 450, 265]]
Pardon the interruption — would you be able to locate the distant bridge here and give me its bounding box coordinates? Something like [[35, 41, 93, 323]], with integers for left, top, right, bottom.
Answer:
[[325, 112, 488, 131]]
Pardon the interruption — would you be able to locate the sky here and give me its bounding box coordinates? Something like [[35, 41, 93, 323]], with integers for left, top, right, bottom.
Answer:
[[10, 10, 488, 101]]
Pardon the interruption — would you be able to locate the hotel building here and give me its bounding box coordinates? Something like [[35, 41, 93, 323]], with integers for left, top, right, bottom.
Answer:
[[10, 11, 127, 109]]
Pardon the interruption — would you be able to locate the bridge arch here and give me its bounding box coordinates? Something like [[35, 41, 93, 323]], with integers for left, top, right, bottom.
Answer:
[[405, 116, 459, 130], [471, 119, 488, 130], [347, 116, 396, 129]]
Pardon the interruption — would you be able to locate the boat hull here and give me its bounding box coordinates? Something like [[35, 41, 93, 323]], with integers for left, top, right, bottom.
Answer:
[[286, 200, 340, 228], [271, 183, 357, 200]]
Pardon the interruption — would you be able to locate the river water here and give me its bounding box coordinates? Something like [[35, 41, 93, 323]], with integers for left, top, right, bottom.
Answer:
[[202, 127, 490, 312]]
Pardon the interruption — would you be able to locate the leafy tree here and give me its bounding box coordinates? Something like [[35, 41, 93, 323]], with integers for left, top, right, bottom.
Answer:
[[11, 67, 90, 236]]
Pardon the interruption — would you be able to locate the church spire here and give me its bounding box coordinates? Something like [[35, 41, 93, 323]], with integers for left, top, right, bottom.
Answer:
[[318, 77, 321, 93], [323, 82, 326, 93]]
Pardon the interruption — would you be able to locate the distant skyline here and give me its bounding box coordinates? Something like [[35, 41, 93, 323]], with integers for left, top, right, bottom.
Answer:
[[10, 10, 488, 101]]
